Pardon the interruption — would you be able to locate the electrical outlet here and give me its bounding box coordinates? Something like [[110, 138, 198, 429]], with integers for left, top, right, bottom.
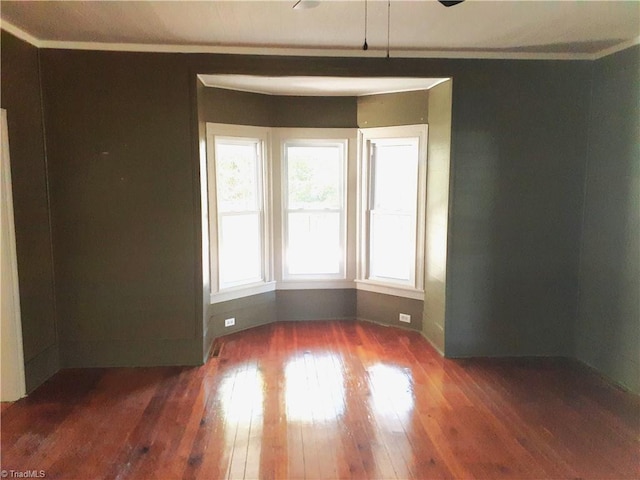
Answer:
[[399, 313, 411, 324], [224, 317, 235, 327]]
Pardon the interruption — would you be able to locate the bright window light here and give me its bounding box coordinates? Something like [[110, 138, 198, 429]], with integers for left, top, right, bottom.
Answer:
[[284, 142, 345, 278], [369, 139, 418, 283], [359, 125, 427, 295], [214, 137, 265, 290]]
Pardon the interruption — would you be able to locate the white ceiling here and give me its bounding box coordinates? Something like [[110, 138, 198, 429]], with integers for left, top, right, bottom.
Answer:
[[199, 75, 446, 96], [0, 0, 638, 59]]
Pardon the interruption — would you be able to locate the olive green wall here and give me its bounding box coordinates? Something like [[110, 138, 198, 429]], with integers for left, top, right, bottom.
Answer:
[[271, 96, 358, 128], [198, 86, 357, 127], [45, 51, 592, 365], [0, 31, 59, 392], [199, 87, 272, 127], [357, 90, 429, 128], [444, 60, 590, 358], [576, 46, 640, 393], [207, 292, 277, 342], [357, 291, 423, 330], [40, 49, 203, 367], [422, 80, 453, 354], [278, 290, 356, 322], [7, 33, 629, 387]]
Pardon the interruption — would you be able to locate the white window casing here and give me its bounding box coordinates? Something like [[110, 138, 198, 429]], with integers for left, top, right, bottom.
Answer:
[[206, 123, 274, 303], [356, 125, 428, 300], [272, 128, 357, 289]]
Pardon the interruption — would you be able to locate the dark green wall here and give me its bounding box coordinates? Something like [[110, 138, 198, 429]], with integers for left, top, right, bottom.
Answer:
[[199, 87, 272, 126], [278, 290, 356, 322], [357, 291, 423, 330], [357, 90, 429, 127], [444, 60, 590, 357], [40, 49, 203, 367], [0, 31, 58, 392], [422, 79, 453, 354], [6, 35, 623, 384], [199, 86, 357, 127], [576, 46, 640, 393], [207, 292, 277, 343]]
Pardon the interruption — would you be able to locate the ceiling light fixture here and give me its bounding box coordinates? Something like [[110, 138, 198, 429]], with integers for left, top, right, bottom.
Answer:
[[292, 0, 320, 10]]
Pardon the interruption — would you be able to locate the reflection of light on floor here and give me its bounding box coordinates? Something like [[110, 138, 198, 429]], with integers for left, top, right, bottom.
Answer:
[[285, 353, 345, 423], [217, 363, 265, 478], [219, 363, 264, 424], [367, 363, 414, 419]]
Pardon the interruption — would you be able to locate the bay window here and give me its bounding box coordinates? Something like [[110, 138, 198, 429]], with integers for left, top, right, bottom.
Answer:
[[206, 123, 426, 303]]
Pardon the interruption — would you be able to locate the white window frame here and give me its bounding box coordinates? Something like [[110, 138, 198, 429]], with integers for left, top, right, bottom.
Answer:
[[357, 125, 428, 300], [272, 128, 357, 290], [281, 138, 347, 281], [206, 123, 274, 303]]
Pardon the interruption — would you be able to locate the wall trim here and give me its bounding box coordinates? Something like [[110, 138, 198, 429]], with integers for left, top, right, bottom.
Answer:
[[1, 19, 637, 61], [0, 20, 42, 47], [592, 36, 640, 60]]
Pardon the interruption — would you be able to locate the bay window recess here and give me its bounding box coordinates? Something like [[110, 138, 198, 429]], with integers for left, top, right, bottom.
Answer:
[[357, 125, 428, 299]]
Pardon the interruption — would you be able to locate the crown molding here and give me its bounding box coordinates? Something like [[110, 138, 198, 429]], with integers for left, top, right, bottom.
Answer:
[[593, 36, 640, 60], [1, 17, 638, 61], [0, 19, 42, 47]]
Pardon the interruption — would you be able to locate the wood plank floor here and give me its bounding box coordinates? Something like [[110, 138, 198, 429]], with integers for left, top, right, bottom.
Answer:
[[1, 320, 638, 479]]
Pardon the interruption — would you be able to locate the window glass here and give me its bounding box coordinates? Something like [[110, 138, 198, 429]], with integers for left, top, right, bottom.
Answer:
[[216, 143, 259, 212], [214, 137, 264, 289], [284, 143, 345, 277], [365, 135, 422, 286]]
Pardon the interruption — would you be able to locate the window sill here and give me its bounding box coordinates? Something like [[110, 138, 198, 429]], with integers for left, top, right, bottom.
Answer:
[[355, 280, 424, 300], [277, 279, 355, 290], [210, 281, 276, 304]]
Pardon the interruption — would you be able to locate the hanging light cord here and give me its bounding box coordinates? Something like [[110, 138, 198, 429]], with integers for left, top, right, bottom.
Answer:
[[386, 0, 391, 58], [363, 0, 368, 51]]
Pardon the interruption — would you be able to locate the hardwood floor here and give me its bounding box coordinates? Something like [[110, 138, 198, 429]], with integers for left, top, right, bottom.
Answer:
[[1, 320, 638, 479]]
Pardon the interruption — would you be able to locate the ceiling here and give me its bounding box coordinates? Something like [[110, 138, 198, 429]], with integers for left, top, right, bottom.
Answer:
[[0, 1, 638, 60], [199, 75, 446, 96]]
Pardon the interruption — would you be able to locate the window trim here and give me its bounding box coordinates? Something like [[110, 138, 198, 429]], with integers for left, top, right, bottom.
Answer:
[[357, 124, 428, 299], [206, 123, 274, 304], [272, 128, 357, 290], [281, 138, 348, 281]]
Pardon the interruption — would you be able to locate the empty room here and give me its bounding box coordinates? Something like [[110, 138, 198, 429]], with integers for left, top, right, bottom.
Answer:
[[0, 1, 638, 479]]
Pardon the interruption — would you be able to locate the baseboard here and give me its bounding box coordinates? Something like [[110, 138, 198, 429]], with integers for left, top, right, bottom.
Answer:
[[24, 342, 59, 393]]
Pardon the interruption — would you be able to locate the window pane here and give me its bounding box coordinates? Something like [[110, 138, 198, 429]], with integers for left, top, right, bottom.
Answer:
[[215, 142, 259, 212], [287, 212, 341, 275], [219, 213, 262, 286], [369, 212, 412, 281], [287, 145, 341, 209], [372, 141, 418, 212]]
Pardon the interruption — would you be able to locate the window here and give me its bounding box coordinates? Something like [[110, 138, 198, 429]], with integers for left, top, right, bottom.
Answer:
[[358, 125, 428, 298], [283, 141, 346, 279], [207, 124, 273, 301]]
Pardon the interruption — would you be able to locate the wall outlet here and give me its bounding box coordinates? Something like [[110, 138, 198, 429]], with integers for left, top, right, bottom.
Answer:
[[224, 317, 235, 327], [399, 313, 411, 324]]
